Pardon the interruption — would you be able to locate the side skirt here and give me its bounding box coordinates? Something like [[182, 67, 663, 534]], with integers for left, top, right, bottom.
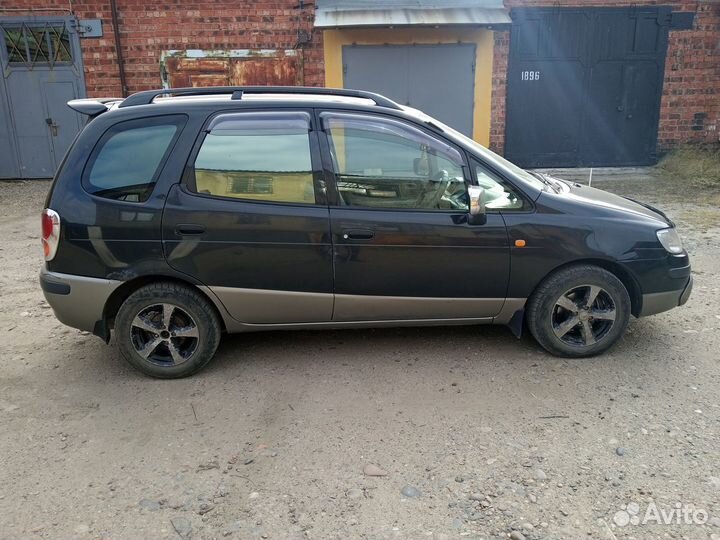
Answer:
[[207, 294, 528, 334], [223, 316, 495, 333]]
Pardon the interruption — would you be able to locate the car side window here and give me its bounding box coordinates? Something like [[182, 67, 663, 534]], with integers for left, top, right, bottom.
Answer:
[[321, 112, 468, 211], [473, 160, 527, 211], [83, 115, 186, 202], [190, 111, 316, 204]]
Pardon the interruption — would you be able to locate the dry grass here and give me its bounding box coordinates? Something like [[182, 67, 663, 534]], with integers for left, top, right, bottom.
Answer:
[[657, 145, 720, 188]]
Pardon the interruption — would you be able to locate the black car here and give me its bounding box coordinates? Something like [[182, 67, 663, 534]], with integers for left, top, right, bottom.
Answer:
[[40, 86, 692, 378]]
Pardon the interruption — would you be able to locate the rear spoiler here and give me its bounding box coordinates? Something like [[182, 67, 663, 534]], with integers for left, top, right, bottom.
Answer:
[[67, 97, 124, 118]]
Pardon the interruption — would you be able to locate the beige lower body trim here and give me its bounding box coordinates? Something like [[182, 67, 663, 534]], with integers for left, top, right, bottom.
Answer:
[[207, 286, 527, 329], [208, 286, 333, 324], [40, 268, 123, 333], [333, 294, 505, 321], [227, 317, 494, 333]]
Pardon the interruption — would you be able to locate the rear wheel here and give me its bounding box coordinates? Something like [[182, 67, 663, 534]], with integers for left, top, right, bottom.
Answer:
[[115, 282, 221, 378], [527, 265, 631, 357]]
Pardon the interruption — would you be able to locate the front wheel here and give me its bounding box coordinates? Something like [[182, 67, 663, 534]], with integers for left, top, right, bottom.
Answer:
[[115, 282, 222, 378], [526, 265, 631, 357]]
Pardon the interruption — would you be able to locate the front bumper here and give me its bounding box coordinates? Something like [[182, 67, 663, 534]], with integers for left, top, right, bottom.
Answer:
[[639, 274, 693, 317], [40, 267, 122, 333]]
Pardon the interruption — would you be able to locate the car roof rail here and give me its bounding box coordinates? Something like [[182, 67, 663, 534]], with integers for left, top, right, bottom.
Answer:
[[118, 86, 403, 110]]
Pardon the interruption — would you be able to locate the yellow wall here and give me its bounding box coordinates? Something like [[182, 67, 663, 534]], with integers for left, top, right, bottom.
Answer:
[[196, 170, 315, 204], [323, 27, 494, 147]]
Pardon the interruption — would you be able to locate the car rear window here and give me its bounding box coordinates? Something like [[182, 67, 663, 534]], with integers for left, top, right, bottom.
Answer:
[[83, 115, 186, 202]]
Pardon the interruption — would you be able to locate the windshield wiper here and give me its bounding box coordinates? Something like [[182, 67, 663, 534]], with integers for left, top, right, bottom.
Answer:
[[528, 171, 559, 193]]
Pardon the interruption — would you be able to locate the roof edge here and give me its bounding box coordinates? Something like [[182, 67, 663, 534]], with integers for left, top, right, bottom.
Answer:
[[314, 7, 512, 28]]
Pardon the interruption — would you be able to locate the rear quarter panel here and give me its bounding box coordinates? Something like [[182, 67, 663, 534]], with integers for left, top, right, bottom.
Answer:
[[46, 108, 206, 281]]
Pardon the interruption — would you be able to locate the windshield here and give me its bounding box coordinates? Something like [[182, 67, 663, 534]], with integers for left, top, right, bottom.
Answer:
[[400, 106, 546, 192]]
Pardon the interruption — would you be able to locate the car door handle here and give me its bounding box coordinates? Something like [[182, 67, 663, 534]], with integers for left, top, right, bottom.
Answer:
[[342, 229, 374, 240], [175, 224, 206, 236]]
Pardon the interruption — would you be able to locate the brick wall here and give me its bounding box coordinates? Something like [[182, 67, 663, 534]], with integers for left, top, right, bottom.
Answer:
[[2, 0, 324, 97], [659, 1, 719, 150], [490, 0, 720, 154], [490, 29, 510, 153]]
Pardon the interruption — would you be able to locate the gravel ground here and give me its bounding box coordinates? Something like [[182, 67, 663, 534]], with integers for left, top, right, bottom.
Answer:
[[1, 172, 719, 540]]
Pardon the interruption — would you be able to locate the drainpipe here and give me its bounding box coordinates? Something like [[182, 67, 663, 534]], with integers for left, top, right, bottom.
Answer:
[[110, 0, 128, 96]]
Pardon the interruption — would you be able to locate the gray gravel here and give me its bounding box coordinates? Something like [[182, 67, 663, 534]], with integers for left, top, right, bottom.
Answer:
[[1, 174, 719, 539]]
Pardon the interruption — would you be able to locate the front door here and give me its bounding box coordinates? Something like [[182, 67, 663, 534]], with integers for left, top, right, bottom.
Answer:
[[162, 110, 334, 324], [0, 17, 86, 178], [318, 111, 510, 322]]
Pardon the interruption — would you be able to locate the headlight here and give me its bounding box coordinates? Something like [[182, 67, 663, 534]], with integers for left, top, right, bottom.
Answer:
[[656, 228, 684, 254]]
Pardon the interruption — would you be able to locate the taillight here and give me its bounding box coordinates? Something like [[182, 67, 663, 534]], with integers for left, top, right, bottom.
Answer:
[[41, 209, 61, 261]]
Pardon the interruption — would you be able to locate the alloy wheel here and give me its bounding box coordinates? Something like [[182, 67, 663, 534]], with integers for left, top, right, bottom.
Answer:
[[551, 285, 617, 347], [130, 303, 200, 366]]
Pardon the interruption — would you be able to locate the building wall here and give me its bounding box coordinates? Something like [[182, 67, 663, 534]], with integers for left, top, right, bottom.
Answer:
[[3, 0, 325, 97], [490, 0, 720, 154], [3, 0, 719, 155]]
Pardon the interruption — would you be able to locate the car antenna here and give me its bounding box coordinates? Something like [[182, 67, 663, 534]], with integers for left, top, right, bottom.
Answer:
[[588, 167, 593, 187]]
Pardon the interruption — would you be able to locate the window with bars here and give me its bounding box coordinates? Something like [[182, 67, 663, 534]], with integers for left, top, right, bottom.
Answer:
[[2, 23, 72, 67], [228, 177, 275, 195]]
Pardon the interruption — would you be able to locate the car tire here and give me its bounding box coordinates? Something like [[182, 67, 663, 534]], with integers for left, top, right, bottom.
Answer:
[[115, 282, 222, 378], [527, 265, 631, 358]]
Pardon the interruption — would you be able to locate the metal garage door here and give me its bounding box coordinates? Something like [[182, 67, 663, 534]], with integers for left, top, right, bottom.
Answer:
[[343, 44, 475, 136], [0, 17, 85, 179], [505, 7, 671, 167]]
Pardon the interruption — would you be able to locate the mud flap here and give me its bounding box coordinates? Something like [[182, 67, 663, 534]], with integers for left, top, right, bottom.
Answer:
[[507, 308, 524, 338], [93, 319, 111, 344]]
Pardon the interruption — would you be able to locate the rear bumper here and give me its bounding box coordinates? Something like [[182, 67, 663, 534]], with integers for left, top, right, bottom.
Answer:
[[639, 274, 692, 317], [40, 267, 122, 333]]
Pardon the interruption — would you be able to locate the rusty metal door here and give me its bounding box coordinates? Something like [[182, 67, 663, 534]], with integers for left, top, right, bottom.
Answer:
[[161, 49, 303, 88], [0, 17, 85, 179]]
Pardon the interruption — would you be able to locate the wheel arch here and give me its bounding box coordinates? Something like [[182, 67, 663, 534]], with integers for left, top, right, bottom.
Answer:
[[531, 259, 642, 317], [100, 275, 228, 339]]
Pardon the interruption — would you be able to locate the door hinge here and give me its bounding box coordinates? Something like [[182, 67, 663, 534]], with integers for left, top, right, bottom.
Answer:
[[471, 61, 476, 73]]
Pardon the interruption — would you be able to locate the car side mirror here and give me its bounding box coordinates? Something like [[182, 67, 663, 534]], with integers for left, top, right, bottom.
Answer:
[[468, 185, 486, 225]]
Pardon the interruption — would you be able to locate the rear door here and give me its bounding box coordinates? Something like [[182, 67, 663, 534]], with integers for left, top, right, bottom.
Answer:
[[162, 110, 334, 324], [318, 110, 511, 322]]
